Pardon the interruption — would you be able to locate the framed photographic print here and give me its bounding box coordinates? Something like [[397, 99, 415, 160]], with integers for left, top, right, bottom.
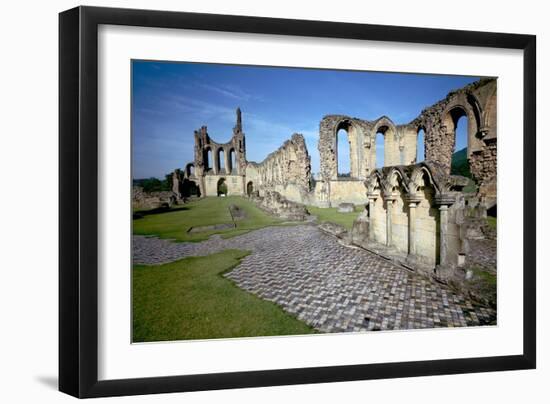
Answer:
[[59, 6, 536, 398]]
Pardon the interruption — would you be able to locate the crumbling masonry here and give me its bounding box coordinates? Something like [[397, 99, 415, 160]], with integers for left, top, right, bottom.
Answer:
[[175, 78, 497, 282]]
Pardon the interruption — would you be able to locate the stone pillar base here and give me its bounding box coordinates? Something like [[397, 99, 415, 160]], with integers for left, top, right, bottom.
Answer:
[[434, 264, 457, 283]]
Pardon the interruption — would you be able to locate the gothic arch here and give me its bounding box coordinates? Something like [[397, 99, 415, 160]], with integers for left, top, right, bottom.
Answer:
[[372, 116, 399, 168], [386, 167, 410, 195], [366, 169, 384, 195], [416, 125, 427, 163], [441, 92, 483, 157], [185, 163, 195, 178], [217, 147, 225, 173], [335, 119, 361, 178], [205, 147, 213, 172], [409, 164, 440, 265], [409, 164, 440, 195], [228, 148, 236, 174]]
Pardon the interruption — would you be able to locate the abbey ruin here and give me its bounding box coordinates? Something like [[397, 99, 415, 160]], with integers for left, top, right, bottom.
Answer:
[[173, 78, 497, 286]]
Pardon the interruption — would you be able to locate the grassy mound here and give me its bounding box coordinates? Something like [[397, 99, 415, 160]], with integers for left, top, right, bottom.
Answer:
[[133, 196, 285, 242]]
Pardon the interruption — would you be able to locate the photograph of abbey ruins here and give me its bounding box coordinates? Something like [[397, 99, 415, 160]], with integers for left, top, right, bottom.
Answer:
[[131, 60, 497, 343]]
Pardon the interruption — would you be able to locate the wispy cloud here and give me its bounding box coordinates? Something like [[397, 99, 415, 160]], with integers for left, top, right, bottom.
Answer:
[[163, 95, 237, 122], [196, 82, 260, 102]]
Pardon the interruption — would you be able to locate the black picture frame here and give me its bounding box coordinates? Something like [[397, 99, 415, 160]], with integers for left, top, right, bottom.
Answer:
[[59, 5, 536, 398]]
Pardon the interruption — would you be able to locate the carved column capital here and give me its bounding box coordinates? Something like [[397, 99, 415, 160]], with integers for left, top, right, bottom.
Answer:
[[367, 192, 379, 201], [406, 194, 421, 205], [435, 193, 456, 207]]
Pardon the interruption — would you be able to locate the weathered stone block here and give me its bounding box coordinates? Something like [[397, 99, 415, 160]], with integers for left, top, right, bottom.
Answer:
[[337, 203, 355, 213]]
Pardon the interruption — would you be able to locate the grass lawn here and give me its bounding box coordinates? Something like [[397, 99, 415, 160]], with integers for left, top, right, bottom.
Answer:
[[133, 196, 284, 242], [487, 216, 497, 230], [133, 249, 316, 342], [307, 205, 363, 230]]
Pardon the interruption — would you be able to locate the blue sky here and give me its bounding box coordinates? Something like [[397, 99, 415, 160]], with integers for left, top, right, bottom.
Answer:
[[132, 61, 478, 179]]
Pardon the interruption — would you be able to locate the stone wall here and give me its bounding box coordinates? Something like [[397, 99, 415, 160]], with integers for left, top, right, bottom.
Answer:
[[316, 78, 497, 208], [323, 179, 367, 206], [246, 133, 312, 203], [362, 162, 470, 279], [185, 108, 247, 197], [177, 79, 496, 213], [132, 186, 177, 210], [409, 78, 497, 184], [250, 191, 310, 221], [203, 175, 245, 196]]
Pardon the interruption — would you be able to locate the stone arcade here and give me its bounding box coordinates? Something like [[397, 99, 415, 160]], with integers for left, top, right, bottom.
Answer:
[[174, 78, 497, 284]]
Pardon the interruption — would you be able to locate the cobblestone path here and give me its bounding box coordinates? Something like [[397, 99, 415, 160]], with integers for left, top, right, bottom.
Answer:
[[134, 225, 496, 333], [467, 239, 497, 272]]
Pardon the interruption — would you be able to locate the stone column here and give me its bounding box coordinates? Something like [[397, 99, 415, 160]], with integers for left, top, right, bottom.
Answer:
[[171, 171, 180, 196], [407, 197, 420, 256], [439, 205, 449, 266], [384, 193, 395, 247], [435, 194, 455, 266], [367, 194, 377, 242], [225, 149, 231, 175]]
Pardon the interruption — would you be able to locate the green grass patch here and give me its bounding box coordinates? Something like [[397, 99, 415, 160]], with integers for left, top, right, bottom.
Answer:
[[132, 249, 315, 342], [133, 196, 285, 242], [472, 266, 497, 287], [487, 216, 497, 230], [307, 205, 363, 230]]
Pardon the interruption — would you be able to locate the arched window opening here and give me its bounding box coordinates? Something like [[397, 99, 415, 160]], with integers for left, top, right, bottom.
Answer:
[[246, 181, 254, 196], [217, 148, 225, 173], [229, 149, 236, 174], [337, 128, 351, 177], [417, 128, 425, 163], [375, 129, 385, 168], [450, 111, 471, 180], [205, 148, 212, 171]]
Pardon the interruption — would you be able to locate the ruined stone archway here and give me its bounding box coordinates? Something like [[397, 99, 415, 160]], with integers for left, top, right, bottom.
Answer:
[[217, 177, 227, 196], [372, 116, 399, 168], [319, 116, 368, 181], [246, 181, 254, 196], [228, 148, 236, 174], [422, 91, 483, 175], [416, 126, 426, 163], [386, 169, 410, 254], [409, 166, 440, 266], [205, 147, 213, 172], [185, 163, 195, 178], [442, 105, 474, 179], [335, 120, 359, 178], [217, 148, 226, 174], [181, 178, 201, 197]]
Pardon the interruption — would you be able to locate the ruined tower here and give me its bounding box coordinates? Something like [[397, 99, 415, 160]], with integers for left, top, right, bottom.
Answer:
[[185, 108, 248, 197]]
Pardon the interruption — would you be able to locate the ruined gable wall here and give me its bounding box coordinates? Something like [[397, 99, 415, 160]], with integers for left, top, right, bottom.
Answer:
[[409, 78, 497, 185], [319, 115, 421, 181], [187, 110, 248, 197], [246, 133, 312, 203], [319, 115, 374, 180]]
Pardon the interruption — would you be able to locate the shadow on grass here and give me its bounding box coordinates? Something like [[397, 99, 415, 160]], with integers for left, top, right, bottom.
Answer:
[[133, 205, 189, 220]]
